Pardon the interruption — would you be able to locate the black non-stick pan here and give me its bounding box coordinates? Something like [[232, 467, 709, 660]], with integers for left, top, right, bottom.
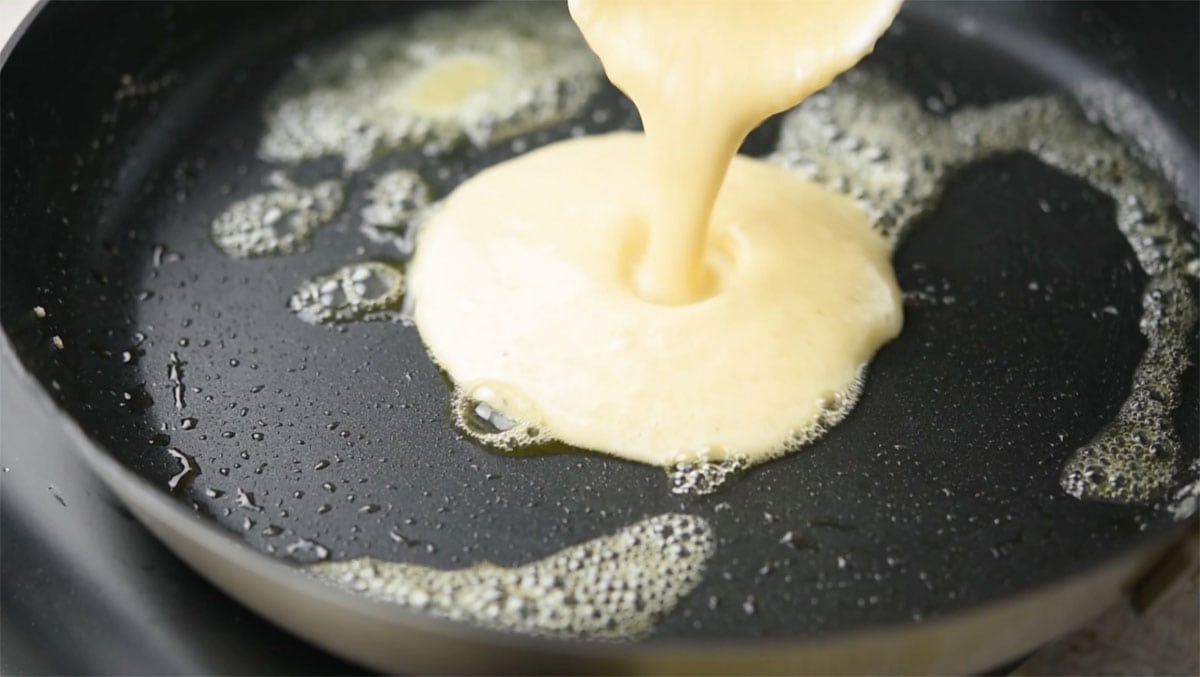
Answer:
[[2, 1, 1197, 673]]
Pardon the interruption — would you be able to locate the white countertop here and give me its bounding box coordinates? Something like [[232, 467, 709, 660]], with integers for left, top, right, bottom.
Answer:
[[0, 0, 38, 55]]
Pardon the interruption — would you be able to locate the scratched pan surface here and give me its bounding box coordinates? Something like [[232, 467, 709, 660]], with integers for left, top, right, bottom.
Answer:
[[1, 0, 1197, 661]]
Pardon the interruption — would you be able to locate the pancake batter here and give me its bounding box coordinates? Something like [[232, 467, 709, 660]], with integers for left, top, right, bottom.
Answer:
[[408, 0, 904, 468]]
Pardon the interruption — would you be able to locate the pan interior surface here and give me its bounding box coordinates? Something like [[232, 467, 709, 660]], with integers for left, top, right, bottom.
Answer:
[[2, 0, 1197, 648]]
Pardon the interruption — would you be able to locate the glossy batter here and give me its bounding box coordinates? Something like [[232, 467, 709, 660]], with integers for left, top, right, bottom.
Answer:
[[408, 0, 903, 467], [571, 0, 903, 304]]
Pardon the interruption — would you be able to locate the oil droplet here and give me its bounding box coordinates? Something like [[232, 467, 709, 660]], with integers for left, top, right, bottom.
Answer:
[[120, 387, 154, 413], [668, 453, 748, 496], [361, 170, 431, 251], [168, 352, 187, 410], [289, 261, 406, 325], [166, 448, 198, 492], [285, 538, 330, 563], [235, 487, 263, 512], [451, 381, 547, 450], [211, 179, 344, 258]]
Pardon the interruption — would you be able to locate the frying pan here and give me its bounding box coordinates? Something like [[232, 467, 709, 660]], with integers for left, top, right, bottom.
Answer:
[[2, 1, 1197, 673]]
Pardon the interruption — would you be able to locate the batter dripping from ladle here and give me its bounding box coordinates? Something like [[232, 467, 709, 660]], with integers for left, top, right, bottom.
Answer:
[[408, 0, 904, 469]]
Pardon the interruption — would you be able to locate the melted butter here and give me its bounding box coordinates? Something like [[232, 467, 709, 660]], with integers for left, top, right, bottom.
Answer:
[[259, 3, 601, 170], [290, 261, 406, 325], [773, 70, 1199, 506], [310, 513, 714, 640], [409, 1, 903, 469], [397, 55, 505, 116], [211, 179, 344, 258]]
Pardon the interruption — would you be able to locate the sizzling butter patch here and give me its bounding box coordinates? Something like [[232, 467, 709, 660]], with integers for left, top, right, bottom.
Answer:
[[309, 513, 714, 639], [258, 2, 602, 170], [772, 71, 1199, 506]]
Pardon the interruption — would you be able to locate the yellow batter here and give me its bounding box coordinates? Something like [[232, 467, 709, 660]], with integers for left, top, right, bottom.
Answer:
[[570, 0, 903, 304], [408, 0, 903, 468]]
